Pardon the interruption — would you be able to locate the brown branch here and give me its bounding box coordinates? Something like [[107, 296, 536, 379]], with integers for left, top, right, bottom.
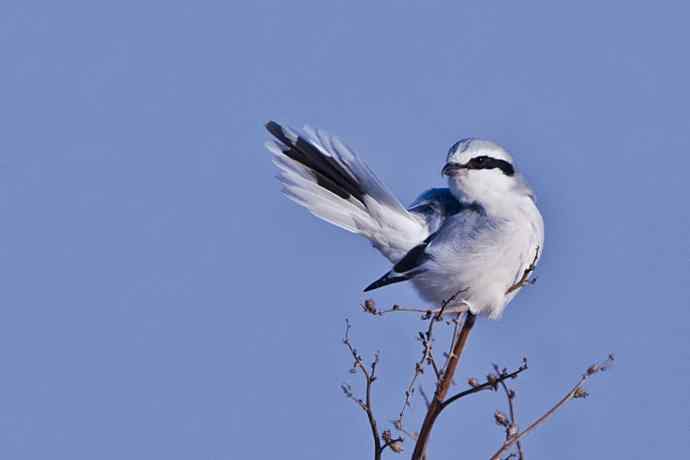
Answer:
[[441, 360, 528, 409], [394, 289, 467, 437], [342, 319, 384, 460], [489, 354, 615, 460], [381, 430, 404, 454], [361, 299, 432, 317], [411, 311, 477, 460]]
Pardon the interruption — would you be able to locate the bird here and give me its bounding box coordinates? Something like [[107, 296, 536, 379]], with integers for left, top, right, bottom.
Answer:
[[264, 121, 544, 319]]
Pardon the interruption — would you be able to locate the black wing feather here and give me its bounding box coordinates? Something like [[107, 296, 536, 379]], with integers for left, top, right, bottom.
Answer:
[[363, 235, 434, 292]]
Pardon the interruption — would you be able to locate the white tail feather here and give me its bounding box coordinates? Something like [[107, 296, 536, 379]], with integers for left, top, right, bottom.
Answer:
[[266, 123, 429, 263]]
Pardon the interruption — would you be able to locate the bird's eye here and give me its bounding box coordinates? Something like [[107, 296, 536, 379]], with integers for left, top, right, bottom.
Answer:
[[472, 156, 487, 167]]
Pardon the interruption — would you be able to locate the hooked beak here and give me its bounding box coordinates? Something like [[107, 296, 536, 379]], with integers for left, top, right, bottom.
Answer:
[[441, 162, 464, 177]]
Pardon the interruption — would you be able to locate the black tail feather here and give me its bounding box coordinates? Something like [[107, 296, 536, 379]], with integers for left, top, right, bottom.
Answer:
[[265, 121, 366, 203]]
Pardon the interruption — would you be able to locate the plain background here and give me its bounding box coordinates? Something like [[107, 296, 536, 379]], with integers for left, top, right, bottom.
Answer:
[[1, 1, 689, 459]]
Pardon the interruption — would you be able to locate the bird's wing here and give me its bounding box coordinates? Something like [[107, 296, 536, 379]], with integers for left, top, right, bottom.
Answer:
[[266, 121, 430, 263], [364, 202, 481, 292], [407, 188, 463, 234]]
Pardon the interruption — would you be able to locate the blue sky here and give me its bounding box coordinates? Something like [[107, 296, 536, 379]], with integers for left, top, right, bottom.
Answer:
[[1, 1, 688, 459]]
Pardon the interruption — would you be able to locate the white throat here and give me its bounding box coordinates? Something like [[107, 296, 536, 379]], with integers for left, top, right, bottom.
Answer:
[[449, 171, 533, 217]]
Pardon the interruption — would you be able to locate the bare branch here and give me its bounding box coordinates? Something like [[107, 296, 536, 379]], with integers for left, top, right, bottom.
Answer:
[[394, 289, 467, 437], [441, 359, 528, 409], [381, 430, 404, 454], [342, 319, 384, 460], [444, 314, 462, 369], [347, 263, 613, 460], [392, 419, 418, 442], [411, 310, 477, 460], [361, 299, 432, 317], [489, 354, 615, 460], [493, 363, 525, 459]]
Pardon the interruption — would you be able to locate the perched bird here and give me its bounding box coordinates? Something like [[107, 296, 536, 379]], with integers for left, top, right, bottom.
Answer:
[[265, 122, 544, 319]]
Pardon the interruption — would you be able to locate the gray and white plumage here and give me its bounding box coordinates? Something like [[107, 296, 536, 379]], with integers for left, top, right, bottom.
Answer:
[[265, 122, 544, 319]]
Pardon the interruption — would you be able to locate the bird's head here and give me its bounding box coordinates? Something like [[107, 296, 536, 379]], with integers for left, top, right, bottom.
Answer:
[[442, 138, 519, 202]]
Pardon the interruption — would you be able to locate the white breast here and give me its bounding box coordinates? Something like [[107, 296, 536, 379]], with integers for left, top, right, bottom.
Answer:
[[411, 195, 543, 319]]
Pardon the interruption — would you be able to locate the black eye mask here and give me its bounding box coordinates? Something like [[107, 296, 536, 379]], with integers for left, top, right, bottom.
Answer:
[[465, 156, 515, 176]]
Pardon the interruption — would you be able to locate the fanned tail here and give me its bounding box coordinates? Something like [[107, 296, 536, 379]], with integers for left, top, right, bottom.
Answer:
[[265, 121, 428, 263]]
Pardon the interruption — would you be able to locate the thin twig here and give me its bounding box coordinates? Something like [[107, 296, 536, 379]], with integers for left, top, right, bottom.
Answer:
[[437, 313, 462, 387], [446, 314, 461, 365], [395, 289, 467, 434], [381, 430, 404, 454], [342, 320, 384, 460], [441, 360, 528, 409], [489, 354, 615, 460], [361, 300, 432, 317], [392, 418, 419, 441], [493, 364, 524, 459]]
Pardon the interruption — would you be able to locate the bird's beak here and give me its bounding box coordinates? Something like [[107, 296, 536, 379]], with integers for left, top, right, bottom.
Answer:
[[441, 162, 464, 177]]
